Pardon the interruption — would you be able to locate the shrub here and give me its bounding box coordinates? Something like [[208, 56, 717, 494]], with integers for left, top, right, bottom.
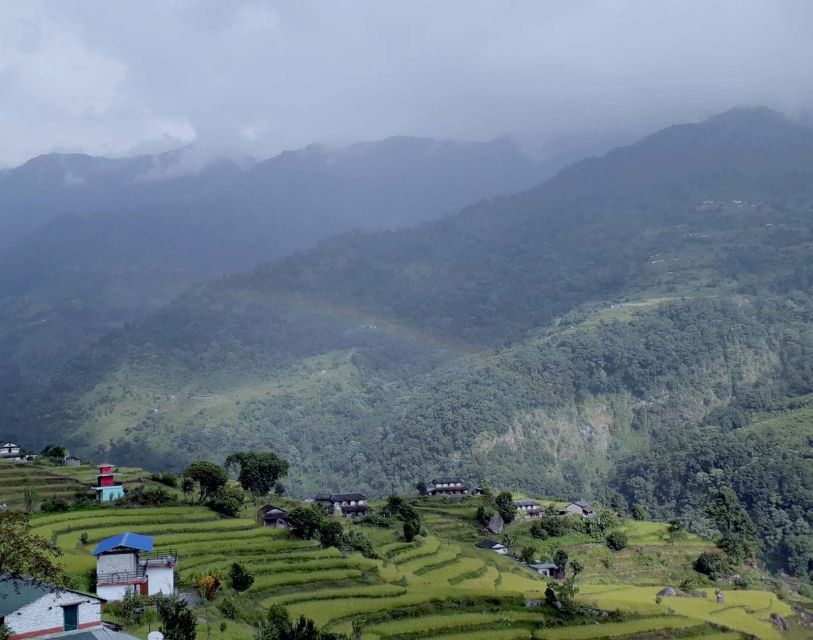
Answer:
[[606, 530, 628, 551], [403, 518, 420, 542], [229, 562, 254, 592], [125, 485, 173, 506], [151, 472, 178, 488], [495, 491, 515, 524], [219, 595, 237, 619], [207, 485, 244, 517], [631, 504, 647, 520], [287, 506, 325, 539], [0, 623, 10, 640], [520, 546, 535, 564], [41, 498, 70, 513], [530, 521, 549, 539], [80, 532, 89, 545], [193, 573, 221, 600], [156, 596, 196, 640], [694, 550, 730, 578], [319, 521, 344, 549]]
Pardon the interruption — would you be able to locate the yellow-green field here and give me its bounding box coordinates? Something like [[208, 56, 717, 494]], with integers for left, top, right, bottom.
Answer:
[[22, 488, 804, 640]]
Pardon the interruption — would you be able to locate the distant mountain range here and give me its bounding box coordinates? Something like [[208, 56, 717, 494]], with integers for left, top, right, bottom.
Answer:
[[1, 134, 597, 384], [2, 108, 811, 579]]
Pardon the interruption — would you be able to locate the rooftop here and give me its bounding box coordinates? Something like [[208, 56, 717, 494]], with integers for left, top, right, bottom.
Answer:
[[0, 577, 103, 617], [93, 532, 154, 556]]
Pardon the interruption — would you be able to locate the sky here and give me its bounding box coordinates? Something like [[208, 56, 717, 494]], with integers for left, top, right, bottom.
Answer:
[[1, 0, 812, 167]]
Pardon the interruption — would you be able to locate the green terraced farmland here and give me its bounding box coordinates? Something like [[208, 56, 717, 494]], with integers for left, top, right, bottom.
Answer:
[[25, 493, 798, 640]]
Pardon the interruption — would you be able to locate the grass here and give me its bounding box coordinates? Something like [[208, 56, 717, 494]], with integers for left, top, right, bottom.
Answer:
[[8, 482, 794, 640]]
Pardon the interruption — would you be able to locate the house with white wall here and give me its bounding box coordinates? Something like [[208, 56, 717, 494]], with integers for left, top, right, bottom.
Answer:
[[0, 442, 21, 459], [93, 532, 177, 601], [0, 577, 104, 638]]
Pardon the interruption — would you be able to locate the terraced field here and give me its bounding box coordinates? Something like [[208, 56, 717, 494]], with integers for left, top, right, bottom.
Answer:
[[0, 459, 154, 509], [28, 494, 799, 639]]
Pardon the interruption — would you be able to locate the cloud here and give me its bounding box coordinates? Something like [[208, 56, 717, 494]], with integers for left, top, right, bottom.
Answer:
[[1, 0, 812, 166]]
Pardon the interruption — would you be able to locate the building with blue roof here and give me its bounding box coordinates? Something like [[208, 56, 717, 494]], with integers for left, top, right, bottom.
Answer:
[[94, 532, 177, 602]]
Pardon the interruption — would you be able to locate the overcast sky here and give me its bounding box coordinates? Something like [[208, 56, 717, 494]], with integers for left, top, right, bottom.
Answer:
[[1, 0, 812, 167]]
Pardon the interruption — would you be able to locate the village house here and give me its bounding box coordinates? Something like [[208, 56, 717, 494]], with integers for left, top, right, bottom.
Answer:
[[560, 500, 596, 518], [314, 492, 369, 517], [0, 442, 21, 459], [95, 463, 125, 502], [93, 532, 177, 601], [475, 539, 508, 555], [63, 455, 81, 467], [0, 577, 105, 638], [529, 562, 565, 580], [258, 504, 291, 528], [514, 499, 543, 520], [427, 478, 468, 497]]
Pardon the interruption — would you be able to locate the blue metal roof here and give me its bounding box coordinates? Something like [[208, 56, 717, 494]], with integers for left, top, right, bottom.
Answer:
[[93, 532, 153, 556]]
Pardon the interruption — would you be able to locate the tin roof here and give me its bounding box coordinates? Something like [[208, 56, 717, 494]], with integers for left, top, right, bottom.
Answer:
[[93, 532, 153, 556]]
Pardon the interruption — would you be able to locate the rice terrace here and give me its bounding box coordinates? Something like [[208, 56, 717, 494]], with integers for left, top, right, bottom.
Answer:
[[2, 458, 808, 639]]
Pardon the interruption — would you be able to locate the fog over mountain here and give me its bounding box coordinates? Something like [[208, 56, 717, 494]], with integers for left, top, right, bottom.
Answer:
[[2, 1, 813, 167]]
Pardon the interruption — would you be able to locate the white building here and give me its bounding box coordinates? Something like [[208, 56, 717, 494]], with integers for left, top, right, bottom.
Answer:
[[0, 442, 21, 459], [0, 577, 104, 638], [93, 532, 177, 601]]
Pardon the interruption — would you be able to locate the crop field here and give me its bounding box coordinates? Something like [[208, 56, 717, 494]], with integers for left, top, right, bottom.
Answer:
[[25, 493, 799, 639]]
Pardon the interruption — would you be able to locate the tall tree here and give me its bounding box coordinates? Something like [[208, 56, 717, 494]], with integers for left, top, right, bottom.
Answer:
[[495, 491, 516, 524], [182, 461, 227, 504], [225, 451, 289, 496], [0, 511, 66, 588]]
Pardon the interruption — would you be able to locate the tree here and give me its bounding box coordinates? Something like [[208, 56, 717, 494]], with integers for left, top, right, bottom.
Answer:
[[257, 604, 291, 640], [182, 461, 227, 504], [225, 451, 289, 496], [23, 488, 40, 514], [631, 504, 647, 520], [229, 561, 254, 592], [666, 518, 687, 543], [0, 511, 66, 588], [495, 491, 515, 524], [475, 506, 490, 527], [180, 476, 195, 502], [287, 507, 325, 540], [40, 444, 68, 463], [694, 549, 730, 579], [403, 518, 421, 542], [552, 549, 569, 572], [156, 596, 197, 640], [0, 623, 11, 640], [207, 484, 244, 517], [415, 481, 428, 496], [318, 521, 344, 549], [605, 530, 628, 551], [529, 521, 549, 539], [705, 487, 756, 563], [520, 546, 535, 564]]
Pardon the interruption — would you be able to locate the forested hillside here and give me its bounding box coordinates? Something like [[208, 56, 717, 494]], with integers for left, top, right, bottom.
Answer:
[[5, 108, 812, 578], [0, 136, 551, 387]]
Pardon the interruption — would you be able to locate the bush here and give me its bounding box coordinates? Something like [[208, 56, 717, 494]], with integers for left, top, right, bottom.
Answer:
[[694, 550, 730, 578], [125, 485, 173, 506], [206, 485, 244, 517], [403, 517, 421, 542], [529, 521, 549, 539], [219, 595, 238, 619], [287, 506, 325, 539], [151, 472, 178, 488], [41, 498, 71, 513], [80, 532, 89, 545], [229, 562, 254, 592], [606, 530, 628, 551], [520, 546, 535, 564], [318, 521, 344, 549], [631, 504, 647, 520]]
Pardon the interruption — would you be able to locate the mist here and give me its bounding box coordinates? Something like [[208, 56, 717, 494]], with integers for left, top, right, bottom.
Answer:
[[2, 0, 813, 167]]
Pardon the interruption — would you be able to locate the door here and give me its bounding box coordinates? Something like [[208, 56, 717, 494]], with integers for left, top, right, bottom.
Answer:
[[63, 604, 79, 631]]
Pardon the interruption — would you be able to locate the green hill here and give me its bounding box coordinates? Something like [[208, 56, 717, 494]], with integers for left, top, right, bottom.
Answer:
[[5, 108, 813, 579]]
